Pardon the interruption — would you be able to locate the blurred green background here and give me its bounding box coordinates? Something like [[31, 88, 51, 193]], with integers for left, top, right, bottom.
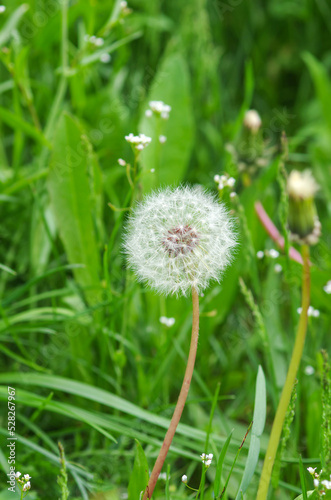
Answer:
[[0, 0, 331, 498]]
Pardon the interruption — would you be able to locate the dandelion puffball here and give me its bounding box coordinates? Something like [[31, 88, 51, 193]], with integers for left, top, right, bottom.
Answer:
[[124, 186, 237, 296]]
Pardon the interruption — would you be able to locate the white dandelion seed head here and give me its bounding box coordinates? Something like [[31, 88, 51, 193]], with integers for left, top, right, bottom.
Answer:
[[124, 186, 237, 296]]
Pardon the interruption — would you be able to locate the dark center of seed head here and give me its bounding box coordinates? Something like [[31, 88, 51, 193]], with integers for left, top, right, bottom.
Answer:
[[163, 225, 200, 258]]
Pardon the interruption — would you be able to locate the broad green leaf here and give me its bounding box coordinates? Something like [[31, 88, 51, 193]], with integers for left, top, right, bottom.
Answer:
[[293, 493, 316, 500], [128, 441, 149, 500], [139, 50, 194, 192], [48, 112, 101, 300]]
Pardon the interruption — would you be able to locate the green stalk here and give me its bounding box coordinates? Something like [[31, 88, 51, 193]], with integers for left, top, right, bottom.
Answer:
[[143, 287, 200, 499], [256, 245, 310, 500]]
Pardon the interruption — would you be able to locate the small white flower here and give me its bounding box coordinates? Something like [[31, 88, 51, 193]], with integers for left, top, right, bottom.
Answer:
[[23, 481, 31, 491], [214, 175, 220, 183], [243, 109, 262, 133], [269, 249, 279, 259], [89, 35, 96, 43], [321, 480, 331, 490], [201, 452, 213, 467], [230, 192, 237, 199], [323, 281, 331, 294], [24, 474, 31, 480], [149, 101, 171, 117], [160, 316, 175, 327], [257, 251, 264, 259], [125, 133, 152, 151], [84, 34, 90, 42], [100, 53, 111, 63], [274, 263, 282, 273], [0, 5, 6, 13], [145, 109, 152, 118], [124, 186, 237, 296], [15, 472, 21, 478], [227, 177, 236, 187], [120, 1, 128, 8], [314, 478, 320, 488], [218, 182, 224, 190], [312, 308, 320, 317], [182, 474, 188, 483], [118, 158, 126, 166], [159, 135, 167, 143], [307, 467, 316, 475], [95, 37, 104, 46], [158, 472, 167, 480], [150, 168, 155, 173], [297, 306, 320, 317], [304, 366, 315, 376]]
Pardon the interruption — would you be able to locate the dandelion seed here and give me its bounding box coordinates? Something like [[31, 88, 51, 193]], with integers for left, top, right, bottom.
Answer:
[[124, 186, 237, 296]]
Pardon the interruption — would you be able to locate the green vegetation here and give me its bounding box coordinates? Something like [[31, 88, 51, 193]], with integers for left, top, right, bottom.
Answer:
[[0, 1, 331, 499]]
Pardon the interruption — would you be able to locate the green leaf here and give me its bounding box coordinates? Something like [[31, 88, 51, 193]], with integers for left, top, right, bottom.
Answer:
[[0, 106, 51, 148], [252, 365, 267, 437], [302, 52, 331, 132], [293, 492, 315, 500], [214, 430, 233, 498], [0, 4, 29, 47], [235, 366, 266, 499], [128, 440, 149, 500], [139, 49, 194, 192], [48, 112, 101, 300]]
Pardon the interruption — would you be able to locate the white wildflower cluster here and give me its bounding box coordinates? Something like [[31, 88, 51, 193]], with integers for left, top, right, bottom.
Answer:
[[200, 453, 213, 467], [84, 34, 104, 47], [308, 467, 331, 496], [15, 472, 31, 492], [124, 186, 237, 296], [297, 306, 320, 317], [323, 281, 331, 294], [145, 101, 171, 120], [243, 109, 262, 133], [0, 5, 5, 13], [125, 133, 152, 151], [159, 316, 175, 327], [257, 248, 280, 259], [214, 174, 236, 192]]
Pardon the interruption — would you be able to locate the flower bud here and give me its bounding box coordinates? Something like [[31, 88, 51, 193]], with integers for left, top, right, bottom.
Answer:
[[243, 110, 262, 134], [287, 169, 321, 245]]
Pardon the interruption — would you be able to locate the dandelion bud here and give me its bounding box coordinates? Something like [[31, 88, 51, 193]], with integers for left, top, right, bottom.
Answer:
[[124, 186, 237, 296], [243, 109, 262, 134], [287, 170, 321, 245]]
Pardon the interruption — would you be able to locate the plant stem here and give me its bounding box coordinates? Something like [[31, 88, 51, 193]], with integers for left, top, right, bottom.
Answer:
[[143, 287, 200, 499], [256, 245, 310, 500]]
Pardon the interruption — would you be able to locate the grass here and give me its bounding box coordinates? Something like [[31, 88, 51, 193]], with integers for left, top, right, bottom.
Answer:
[[0, 0, 331, 499]]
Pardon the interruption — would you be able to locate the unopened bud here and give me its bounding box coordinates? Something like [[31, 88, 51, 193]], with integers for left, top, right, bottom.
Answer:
[[243, 110, 262, 134], [287, 170, 321, 245]]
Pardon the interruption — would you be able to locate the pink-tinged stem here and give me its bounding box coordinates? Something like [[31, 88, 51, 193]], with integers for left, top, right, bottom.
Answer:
[[255, 201, 306, 265], [143, 287, 200, 499]]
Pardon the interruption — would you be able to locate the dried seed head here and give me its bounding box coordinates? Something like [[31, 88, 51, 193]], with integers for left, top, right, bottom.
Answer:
[[124, 186, 237, 296]]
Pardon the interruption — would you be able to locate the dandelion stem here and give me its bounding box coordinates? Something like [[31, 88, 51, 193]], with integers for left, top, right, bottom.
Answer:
[[143, 287, 200, 499], [256, 245, 310, 500]]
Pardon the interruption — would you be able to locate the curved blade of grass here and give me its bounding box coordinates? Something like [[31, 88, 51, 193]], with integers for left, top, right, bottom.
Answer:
[[0, 4, 29, 47], [0, 106, 51, 148], [214, 430, 233, 498]]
